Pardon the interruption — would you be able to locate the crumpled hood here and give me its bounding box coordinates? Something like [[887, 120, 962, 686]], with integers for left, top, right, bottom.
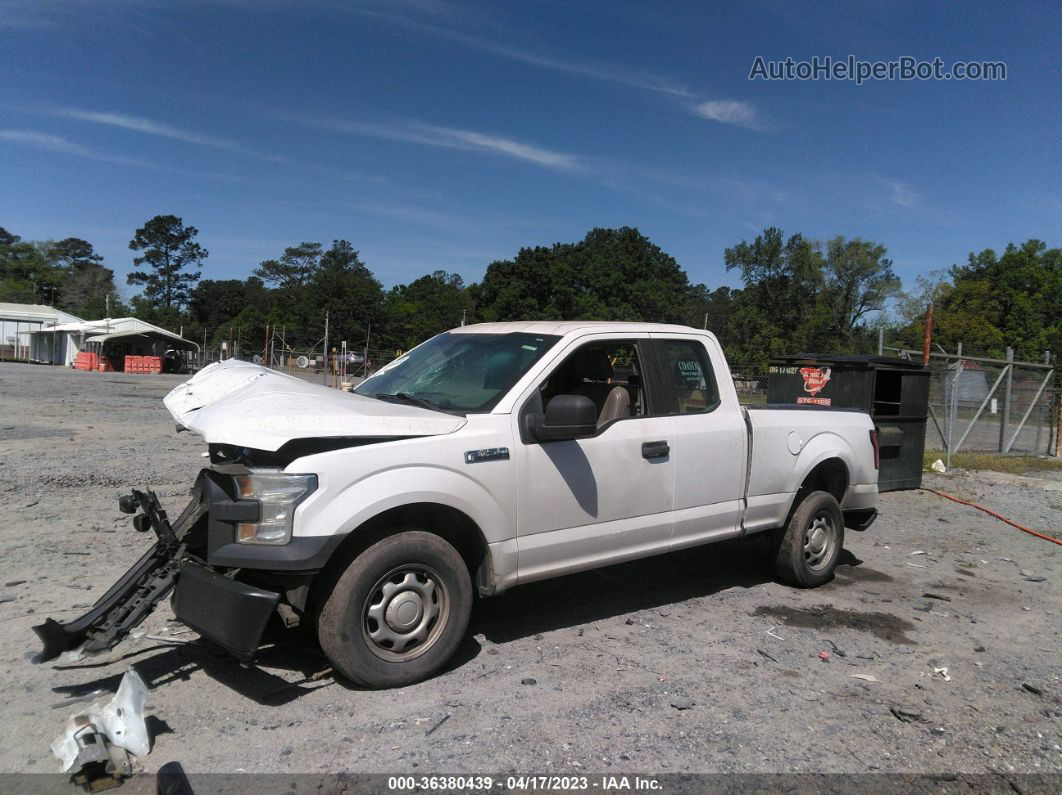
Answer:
[[163, 360, 466, 451]]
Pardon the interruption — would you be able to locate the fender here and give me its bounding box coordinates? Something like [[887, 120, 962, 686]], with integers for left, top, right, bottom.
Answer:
[[784, 430, 857, 510], [297, 464, 514, 547], [789, 431, 856, 488]]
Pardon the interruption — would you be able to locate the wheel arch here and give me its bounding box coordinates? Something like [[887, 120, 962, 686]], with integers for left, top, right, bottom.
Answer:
[[310, 502, 493, 614], [782, 456, 850, 529]]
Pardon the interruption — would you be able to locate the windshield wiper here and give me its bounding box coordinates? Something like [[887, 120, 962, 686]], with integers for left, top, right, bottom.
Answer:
[[375, 392, 439, 411]]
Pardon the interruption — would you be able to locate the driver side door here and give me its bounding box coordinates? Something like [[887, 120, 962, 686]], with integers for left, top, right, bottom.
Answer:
[[512, 334, 675, 583]]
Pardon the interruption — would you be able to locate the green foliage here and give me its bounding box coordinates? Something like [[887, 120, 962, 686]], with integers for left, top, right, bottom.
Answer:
[[0, 227, 57, 304], [897, 240, 1060, 359], [724, 227, 826, 359], [45, 237, 123, 318], [383, 270, 471, 352], [475, 227, 692, 323], [822, 236, 900, 340], [6, 217, 1057, 369], [1, 228, 122, 317], [127, 215, 207, 311]]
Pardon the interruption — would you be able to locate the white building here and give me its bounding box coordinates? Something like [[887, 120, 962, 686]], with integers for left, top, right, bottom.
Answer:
[[0, 303, 84, 365], [33, 316, 200, 370]]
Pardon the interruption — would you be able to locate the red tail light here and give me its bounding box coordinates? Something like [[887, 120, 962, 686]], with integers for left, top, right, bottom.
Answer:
[[869, 429, 880, 469]]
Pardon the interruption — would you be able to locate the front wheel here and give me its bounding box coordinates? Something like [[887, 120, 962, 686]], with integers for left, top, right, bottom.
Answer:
[[771, 490, 844, 587], [316, 530, 472, 688]]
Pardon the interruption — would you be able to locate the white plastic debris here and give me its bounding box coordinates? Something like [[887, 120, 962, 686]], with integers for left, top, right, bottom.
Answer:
[[51, 669, 150, 773], [850, 674, 880, 683], [933, 666, 952, 682], [930, 459, 946, 473]]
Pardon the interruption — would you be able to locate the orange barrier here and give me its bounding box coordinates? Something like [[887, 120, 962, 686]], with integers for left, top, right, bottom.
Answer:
[[73, 352, 99, 371], [97, 357, 115, 372], [124, 355, 162, 375]]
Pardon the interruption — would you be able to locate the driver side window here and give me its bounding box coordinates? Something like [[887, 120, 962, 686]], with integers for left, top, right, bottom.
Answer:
[[539, 340, 646, 430]]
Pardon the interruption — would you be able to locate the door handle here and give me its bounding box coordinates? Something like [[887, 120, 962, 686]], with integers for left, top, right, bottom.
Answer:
[[642, 440, 670, 459]]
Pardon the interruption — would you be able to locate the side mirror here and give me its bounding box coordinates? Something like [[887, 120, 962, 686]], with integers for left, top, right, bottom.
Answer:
[[530, 394, 598, 442]]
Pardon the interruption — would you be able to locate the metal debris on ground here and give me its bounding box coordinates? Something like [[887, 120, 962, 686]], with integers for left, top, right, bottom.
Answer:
[[1021, 683, 1043, 697], [425, 714, 451, 736], [51, 669, 151, 789], [922, 593, 952, 602], [756, 648, 778, 663], [889, 707, 925, 723], [823, 639, 847, 657]]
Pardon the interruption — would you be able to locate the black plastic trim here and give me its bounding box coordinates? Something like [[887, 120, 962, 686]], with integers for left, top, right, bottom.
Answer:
[[207, 532, 348, 571], [843, 508, 878, 531], [202, 470, 338, 570]]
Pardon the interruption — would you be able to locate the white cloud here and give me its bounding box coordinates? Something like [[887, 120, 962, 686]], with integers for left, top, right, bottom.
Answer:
[[882, 178, 918, 208], [419, 125, 580, 169], [293, 116, 583, 171], [49, 107, 286, 162], [0, 129, 148, 167], [690, 100, 762, 129], [0, 128, 246, 181], [351, 6, 692, 98]]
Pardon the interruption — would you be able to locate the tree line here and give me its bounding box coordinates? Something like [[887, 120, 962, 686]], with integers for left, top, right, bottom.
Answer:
[[1, 215, 1058, 364]]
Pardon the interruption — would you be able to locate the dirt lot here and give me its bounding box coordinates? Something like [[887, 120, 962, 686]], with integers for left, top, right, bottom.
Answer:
[[0, 363, 1059, 779]]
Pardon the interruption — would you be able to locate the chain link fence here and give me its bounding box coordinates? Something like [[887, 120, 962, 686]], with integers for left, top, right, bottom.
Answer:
[[916, 351, 1058, 459]]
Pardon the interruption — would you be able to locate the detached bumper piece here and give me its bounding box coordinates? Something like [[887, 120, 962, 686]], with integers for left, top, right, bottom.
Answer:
[[172, 562, 280, 661], [33, 483, 205, 663]]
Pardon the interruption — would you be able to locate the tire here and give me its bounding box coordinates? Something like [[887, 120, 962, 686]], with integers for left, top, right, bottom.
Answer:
[[771, 490, 844, 588], [316, 530, 472, 688]]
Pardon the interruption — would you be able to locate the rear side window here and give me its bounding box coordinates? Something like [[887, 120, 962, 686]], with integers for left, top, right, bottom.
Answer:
[[654, 339, 720, 414]]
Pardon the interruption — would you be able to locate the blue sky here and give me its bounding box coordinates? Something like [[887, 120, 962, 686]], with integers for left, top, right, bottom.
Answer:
[[2, 0, 1059, 300]]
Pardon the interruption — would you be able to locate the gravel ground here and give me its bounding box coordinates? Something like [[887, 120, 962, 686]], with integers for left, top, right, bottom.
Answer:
[[0, 363, 1059, 780]]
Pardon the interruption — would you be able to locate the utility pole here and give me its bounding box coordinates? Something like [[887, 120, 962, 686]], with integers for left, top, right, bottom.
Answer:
[[877, 327, 884, 356], [322, 310, 329, 385], [461, 309, 467, 327], [703, 313, 709, 330], [363, 323, 371, 377], [922, 303, 934, 366]]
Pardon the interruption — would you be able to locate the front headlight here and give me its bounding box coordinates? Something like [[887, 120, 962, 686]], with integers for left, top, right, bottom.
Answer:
[[232, 472, 317, 545]]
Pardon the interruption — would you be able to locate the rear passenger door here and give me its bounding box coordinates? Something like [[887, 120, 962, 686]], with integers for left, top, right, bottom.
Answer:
[[648, 335, 748, 549]]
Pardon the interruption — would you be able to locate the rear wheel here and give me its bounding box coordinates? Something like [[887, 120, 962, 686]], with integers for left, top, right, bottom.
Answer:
[[771, 490, 844, 587], [316, 530, 472, 688]]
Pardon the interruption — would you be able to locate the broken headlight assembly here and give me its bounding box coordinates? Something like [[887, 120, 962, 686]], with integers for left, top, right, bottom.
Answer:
[[232, 471, 317, 545]]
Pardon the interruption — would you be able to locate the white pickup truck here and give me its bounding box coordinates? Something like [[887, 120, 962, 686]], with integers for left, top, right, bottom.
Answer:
[[35, 322, 879, 688]]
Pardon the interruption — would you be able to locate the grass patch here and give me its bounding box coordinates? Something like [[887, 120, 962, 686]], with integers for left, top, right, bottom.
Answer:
[[924, 449, 1062, 475]]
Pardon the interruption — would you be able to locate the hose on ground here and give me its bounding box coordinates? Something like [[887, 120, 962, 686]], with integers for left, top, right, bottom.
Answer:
[[923, 487, 1061, 546]]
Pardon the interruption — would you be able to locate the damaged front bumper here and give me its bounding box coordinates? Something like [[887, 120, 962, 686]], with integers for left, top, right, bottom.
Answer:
[[33, 469, 340, 664]]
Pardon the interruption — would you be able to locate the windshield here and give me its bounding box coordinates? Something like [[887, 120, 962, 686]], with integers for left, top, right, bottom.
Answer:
[[355, 332, 561, 413]]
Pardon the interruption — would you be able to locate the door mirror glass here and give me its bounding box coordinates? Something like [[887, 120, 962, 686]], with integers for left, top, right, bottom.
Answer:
[[530, 394, 597, 441]]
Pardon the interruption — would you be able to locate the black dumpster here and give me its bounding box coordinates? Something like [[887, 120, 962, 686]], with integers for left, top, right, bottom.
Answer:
[[767, 354, 930, 492]]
